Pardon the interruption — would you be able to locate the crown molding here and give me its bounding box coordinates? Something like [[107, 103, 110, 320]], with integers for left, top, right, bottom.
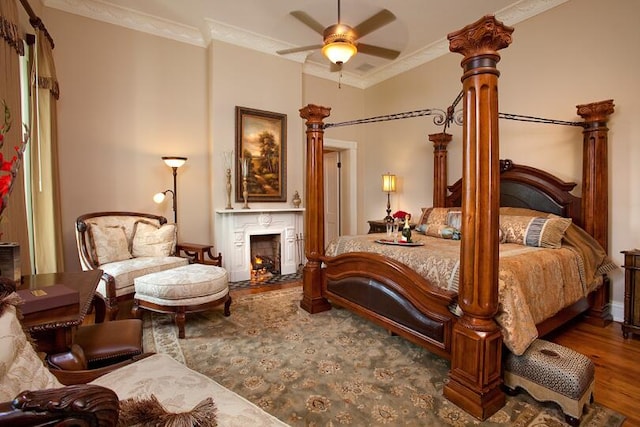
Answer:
[[43, 0, 568, 88], [43, 0, 206, 47]]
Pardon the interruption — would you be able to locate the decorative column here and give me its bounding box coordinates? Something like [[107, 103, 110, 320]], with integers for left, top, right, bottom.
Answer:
[[299, 104, 332, 314], [429, 132, 452, 207], [577, 99, 615, 326], [444, 16, 513, 420]]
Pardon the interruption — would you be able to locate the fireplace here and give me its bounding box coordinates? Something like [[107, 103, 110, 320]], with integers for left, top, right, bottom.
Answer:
[[215, 208, 304, 282], [250, 234, 281, 280]]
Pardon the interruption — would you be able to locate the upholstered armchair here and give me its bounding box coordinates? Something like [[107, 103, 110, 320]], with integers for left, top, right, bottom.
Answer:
[[76, 212, 188, 320]]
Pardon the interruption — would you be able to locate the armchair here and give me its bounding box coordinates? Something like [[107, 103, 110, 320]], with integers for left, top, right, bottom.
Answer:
[[76, 211, 189, 320]]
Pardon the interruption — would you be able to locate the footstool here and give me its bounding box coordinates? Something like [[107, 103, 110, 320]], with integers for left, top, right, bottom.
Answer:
[[503, 339, 595, 427], [132, 263, 231, 338]]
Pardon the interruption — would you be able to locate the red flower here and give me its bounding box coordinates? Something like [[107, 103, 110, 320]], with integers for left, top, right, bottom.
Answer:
[[392, 210, 409, 220]]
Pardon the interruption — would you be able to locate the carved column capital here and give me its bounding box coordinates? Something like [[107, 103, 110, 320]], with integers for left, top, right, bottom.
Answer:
[[448, 15, 514, 61]]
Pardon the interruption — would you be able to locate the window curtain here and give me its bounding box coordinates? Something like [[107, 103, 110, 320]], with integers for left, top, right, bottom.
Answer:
[[29, 25, 64, 274], [0, 0, 32, 276]]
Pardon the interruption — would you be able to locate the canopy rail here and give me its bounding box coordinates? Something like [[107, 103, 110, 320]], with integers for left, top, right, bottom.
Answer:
[[323, 96, 584, 134]]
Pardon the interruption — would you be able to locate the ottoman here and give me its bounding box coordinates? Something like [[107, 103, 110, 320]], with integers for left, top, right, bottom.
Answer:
[[132, 264, 231, 338], [503, 339, 595, 427]]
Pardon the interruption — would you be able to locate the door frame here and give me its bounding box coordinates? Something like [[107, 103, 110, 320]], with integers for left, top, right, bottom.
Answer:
[[323, 138, 358, 236]]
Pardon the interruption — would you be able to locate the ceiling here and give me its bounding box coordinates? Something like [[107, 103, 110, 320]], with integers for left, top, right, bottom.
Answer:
[[43, 0, 567, 88]]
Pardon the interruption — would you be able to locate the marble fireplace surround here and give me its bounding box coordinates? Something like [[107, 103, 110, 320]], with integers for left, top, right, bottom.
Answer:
[[215, 208, 304, 282]]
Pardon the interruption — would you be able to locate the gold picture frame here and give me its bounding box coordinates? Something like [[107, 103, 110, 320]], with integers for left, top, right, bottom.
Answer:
[[235, 106, 287, 202]]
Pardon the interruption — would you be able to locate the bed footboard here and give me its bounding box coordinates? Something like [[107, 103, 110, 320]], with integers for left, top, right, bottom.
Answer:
[[321, 252, 457, 359]]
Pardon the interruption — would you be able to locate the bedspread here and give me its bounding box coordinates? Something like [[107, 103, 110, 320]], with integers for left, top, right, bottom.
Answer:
[[326, 234, 589, 355]]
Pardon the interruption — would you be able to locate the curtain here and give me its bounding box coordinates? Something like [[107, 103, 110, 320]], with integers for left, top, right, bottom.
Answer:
[[0, 0, 32, 276], [30, 25, 64, 274]]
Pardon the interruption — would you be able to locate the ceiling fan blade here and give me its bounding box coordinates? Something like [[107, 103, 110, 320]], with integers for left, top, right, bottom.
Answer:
[[276, 44, 323, 55], [353, 9, 396, 38], [357, 43, 401, 60], [290, 11, 325, 35]]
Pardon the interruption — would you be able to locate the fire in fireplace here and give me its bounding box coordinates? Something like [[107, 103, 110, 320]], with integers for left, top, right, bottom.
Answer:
[[249, 234, 281, 281]]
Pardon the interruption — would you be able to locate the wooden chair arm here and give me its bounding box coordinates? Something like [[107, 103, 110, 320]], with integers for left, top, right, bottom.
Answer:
[[48, 353, 154, 385], [0, 384, 118, 426]]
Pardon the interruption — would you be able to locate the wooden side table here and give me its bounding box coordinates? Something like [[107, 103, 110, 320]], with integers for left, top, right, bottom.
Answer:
[[176, 243, 222, 266], [18, 269, 102, 354], [621, 249, 640, 338]]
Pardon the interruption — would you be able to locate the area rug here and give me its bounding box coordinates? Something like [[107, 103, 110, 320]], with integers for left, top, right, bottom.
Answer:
[[142, 287, 624, 426]]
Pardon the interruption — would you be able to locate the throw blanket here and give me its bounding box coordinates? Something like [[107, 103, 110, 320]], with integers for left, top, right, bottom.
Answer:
[[326, 231, 616, 355]]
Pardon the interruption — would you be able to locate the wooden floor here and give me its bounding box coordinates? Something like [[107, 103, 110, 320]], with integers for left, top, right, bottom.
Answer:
[[115, 282, 640, 425], [547, 319, 640, 426]]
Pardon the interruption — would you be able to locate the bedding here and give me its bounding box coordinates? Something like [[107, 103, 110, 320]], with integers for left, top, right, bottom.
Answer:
[[326, 223, 615, 355]]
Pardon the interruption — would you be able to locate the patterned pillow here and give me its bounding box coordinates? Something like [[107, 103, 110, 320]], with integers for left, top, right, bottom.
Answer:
[[89, 223, 132, 265], [0, 303, 62, 401], [446, 211, 462, 231], [132, 221, 176, 257], [500, 215, 572, 249], [424, 224, 457, 239]]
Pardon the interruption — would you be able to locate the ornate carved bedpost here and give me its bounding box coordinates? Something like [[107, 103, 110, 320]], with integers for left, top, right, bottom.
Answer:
[[577, 99, 614, 252], [444, 16, 513, 420], [430, 132, 452, 207], [299, 104, 332, 314], [578, 99, 615, 326]]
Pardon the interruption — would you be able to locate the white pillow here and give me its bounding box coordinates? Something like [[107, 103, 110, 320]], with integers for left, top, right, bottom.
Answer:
[[0, 303, 62, 401], [88, 223, 132, 265], [132, 221, 176, 257]]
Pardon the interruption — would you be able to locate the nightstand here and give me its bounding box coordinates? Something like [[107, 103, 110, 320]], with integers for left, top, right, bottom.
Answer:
[[622, 249, 640, 339], [176, 243, 222, 266], [367, 220, 415, 234]]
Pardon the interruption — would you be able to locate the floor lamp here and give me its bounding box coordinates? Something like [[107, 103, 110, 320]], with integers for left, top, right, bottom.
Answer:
[[153, 156, 187, 224], [382, 172, 396, 222]]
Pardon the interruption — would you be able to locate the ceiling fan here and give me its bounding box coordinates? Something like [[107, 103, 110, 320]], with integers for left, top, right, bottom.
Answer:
[[276, 0, 401, 70]]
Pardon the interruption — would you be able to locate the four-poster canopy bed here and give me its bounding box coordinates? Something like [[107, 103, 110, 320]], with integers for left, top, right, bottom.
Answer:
[[298, 15, 615, 420]]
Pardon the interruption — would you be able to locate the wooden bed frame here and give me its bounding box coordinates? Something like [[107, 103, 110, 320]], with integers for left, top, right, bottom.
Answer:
[[298, 15, 615, 420]]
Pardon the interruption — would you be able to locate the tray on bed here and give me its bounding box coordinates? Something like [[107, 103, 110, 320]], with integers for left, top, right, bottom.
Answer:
[[374, 239, 424, 247]]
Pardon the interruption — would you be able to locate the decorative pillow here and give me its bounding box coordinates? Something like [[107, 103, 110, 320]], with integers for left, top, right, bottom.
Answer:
[[132, 221, 176, 257], [424, 224, 457, 239], [446, 210, 462, 231], [499, 215, 572, 249], [89, 224, 132, 265], [417, 207, 433, 227], [0, 298, 63, 401], [418, 207, 460, 227]]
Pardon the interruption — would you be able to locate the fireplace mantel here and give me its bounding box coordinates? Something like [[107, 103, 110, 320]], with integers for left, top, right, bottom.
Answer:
[[216, 208, 304, 215], [215, 208, 304, 282]]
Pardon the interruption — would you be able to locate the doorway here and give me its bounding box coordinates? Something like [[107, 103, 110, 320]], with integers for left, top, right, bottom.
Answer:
[[323, 138, 358, 243]]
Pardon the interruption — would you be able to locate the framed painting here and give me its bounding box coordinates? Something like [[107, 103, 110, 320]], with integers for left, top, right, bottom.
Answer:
[[235, 106, 287, 202]]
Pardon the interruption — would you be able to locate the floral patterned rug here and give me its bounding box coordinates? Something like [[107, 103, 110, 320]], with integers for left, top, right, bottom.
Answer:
[[142, 286, 624, 426]]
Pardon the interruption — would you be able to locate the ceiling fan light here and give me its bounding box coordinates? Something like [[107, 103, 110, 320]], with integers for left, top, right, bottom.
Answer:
[[322, 41, 357, 65]]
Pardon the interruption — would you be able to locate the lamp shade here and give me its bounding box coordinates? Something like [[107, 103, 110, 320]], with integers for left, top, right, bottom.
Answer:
[[382, 173, 396, 193], [322, 41, 357, 65], [162, 156, 187, 168], [153, 192, 166, 203]]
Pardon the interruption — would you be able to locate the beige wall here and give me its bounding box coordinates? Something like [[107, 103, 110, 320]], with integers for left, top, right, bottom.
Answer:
[[209, 40, 304, 216], [45, 9, 210, 272], [43, 0, 637, 318], [361, 0, 639, 316]]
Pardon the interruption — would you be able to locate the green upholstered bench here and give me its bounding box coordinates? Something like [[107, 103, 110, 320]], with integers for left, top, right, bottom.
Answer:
[[503, 339, 595, 427]]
